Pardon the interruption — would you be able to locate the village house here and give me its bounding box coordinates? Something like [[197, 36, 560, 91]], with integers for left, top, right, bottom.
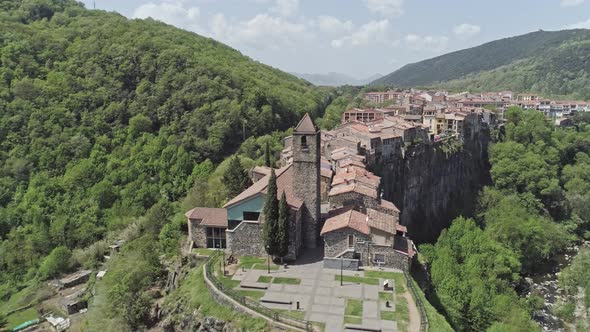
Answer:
[[186, 113, 417, 271]]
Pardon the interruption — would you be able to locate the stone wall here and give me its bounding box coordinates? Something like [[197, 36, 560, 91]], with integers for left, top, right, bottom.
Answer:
[[188, 219, 207, 248], [328, 191, 378, 212], [226, 221, 265, 257], [293, 131, 321, 249], [323, 229, 369, 258], [357, 243, 410, 271], [323, 257, 360, 271], [376, 123, 491, 243]]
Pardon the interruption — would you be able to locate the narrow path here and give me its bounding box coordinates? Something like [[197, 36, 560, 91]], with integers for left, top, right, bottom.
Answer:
[[403, 291, 421, 332]]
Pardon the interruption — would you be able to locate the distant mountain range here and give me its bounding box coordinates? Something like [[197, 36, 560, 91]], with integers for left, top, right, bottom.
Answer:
[[372, 29, 590, 100], [292, 72, 382, 87]]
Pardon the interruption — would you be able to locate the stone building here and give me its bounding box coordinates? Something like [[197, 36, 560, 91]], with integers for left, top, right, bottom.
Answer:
[[186, 114, 323, 260], [320, 206, 413, 271]]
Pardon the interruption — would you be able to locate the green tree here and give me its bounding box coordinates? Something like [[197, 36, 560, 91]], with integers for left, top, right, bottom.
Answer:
[[0, 312, 7, 331], [264, 141, 272, 167], [263, 169, 279, 256], [38, 246, 72, 280], [276, 191, 289, 262], [222, 156, 251, 200]]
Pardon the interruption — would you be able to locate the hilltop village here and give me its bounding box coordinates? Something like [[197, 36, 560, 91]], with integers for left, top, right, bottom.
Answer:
[[185, 87, 507, 270], [364, 89, 589, 128], [185, 88, 590, 269]]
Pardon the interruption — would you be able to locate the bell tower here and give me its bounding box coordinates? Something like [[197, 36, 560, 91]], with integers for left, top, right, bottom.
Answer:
[[292, 113, 321, 248]]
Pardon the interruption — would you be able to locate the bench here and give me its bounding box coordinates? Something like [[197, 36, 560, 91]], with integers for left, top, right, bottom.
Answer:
[[260, 294, 292, 305], [344, 324, 382, 332], [239, 282, 268, 290]]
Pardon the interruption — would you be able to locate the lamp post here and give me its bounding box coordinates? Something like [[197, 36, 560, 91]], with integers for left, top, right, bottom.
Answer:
[[340, 255, 343, 286], [222, 248, 226, 276]]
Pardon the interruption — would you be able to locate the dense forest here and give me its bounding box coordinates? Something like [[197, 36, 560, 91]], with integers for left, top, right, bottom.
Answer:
[[421, 108, 590, 331], [372, 29, 590, 100], [0, 0, 331, 308]]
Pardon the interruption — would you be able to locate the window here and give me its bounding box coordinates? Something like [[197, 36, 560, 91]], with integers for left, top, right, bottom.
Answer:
[[373, 253, 385, 263], [243, 211, 260, 221], [301, 136, 308, 150], [206, 227, 226, 249], [348, 234, 354, 248]]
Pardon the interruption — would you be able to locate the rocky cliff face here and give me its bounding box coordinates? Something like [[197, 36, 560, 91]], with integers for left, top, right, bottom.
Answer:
[[377, 129, 491, 243]]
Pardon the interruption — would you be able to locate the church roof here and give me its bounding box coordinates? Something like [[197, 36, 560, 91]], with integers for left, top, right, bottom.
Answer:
[[320, 207, 370, 235], [223, 164, 303, 209], [295, 113, 318, 134]]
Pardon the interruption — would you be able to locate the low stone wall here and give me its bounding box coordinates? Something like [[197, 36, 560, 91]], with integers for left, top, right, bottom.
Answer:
[[357, 243, 411, 271], [202, 262, 307, 332], [226, 221, 265, 257], [323, 257, 360, 271]]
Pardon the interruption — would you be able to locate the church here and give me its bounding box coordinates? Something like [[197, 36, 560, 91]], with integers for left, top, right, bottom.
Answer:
[[186, 113, 415, 269]]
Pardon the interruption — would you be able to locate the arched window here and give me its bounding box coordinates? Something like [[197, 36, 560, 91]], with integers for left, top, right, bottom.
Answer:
[[301, 136, 308, 150], [348, 234, 354, 248]]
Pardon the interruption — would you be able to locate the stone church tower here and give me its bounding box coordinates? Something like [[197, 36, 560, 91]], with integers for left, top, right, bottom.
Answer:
[[293, 113, 321, 248]]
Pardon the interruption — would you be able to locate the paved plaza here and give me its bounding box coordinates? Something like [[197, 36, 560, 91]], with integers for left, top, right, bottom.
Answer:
[[230, 250, 404, 332]]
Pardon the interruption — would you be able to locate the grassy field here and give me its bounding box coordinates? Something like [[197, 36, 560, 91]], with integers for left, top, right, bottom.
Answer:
[[0, 283, 43, 313], [408, 277, 454, 332], [382, 295, 409, 331], [343, 315, 362, 324], [379, 291, 393, 301], [336, 275, 379, 285], [6, 307, 38, 330], [235, 290, 265, 300], [272, 277, 301, 285], [257, 276, 272, 283], [238, 256, 266, 269], [276, 309, 306, 320], [364, 270, 405, 294], [163, 264, 269, 331], [344, 298, 363, 317]]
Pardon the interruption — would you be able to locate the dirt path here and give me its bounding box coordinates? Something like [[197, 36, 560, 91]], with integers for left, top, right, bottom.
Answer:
[[403, 291, 421, 332]]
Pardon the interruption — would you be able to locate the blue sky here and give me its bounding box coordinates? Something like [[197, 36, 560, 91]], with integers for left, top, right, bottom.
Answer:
[[80, 0, 590, 78]]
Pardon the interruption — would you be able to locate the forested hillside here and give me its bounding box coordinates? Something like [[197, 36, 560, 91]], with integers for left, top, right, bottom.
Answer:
[[421, 109, 590, 331], [436, 38, 590, 100], [372, 29, 590, 99], [0, 0, 328, 302]]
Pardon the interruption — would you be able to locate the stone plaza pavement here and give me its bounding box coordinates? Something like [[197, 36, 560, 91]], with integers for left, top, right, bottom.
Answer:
[[231, 251, 400, 332]]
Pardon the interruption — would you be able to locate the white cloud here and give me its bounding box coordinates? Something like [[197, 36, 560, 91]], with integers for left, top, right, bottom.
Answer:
[[210, 14, 311, 50], [133, 1, 202, 32], [316, 15, 354, 34], [564, 17, 590, 29], [331, 19, 392, 48], [453, 23, 480, 38], [271, 0, 299, 17], [560, 0, 584, 7], [405, 34, 449, 52], [363, 0, 404, 17]]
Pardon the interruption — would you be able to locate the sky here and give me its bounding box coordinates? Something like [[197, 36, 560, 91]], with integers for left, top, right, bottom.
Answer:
[[79, 0, 590, 78]]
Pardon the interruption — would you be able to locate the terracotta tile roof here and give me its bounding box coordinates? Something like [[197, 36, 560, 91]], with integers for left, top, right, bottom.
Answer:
[[295, 113, 318, 133], [380, 199, 400, 212], [321, 167, 334, 179], [185, 207, 228, 227], [396, 224, 408, 233], [328, 183, 378, 198], [367, 208, 395, 234], [332, 172, 381, 188], [223, 164, 303, 209], [338, 160, 366, 169], [252, 166, 271, 176], [320, 207, 370, 235]]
